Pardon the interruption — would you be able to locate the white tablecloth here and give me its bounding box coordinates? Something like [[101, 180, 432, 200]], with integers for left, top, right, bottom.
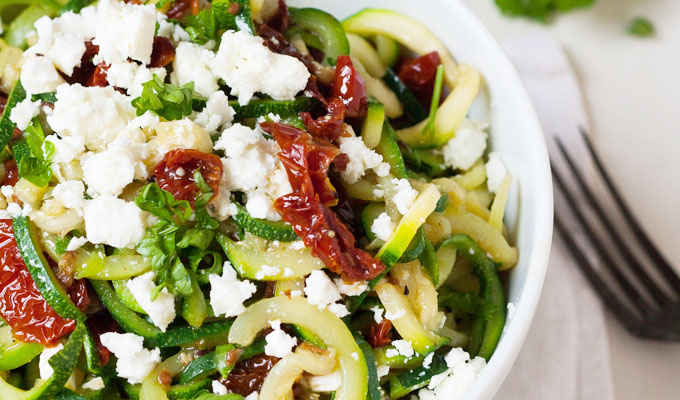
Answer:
[[461, 0, 680, 398]]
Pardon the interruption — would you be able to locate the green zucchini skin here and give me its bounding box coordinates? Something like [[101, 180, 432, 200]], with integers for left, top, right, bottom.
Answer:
[[388, 352, 448, 399], [0, 326, 42, 371], [375, 122, 408, 180], [438, 235, 506, 360], [146, 320, 233, 349], [382, 69, 428, 124], [0, 82, 26, 165], [12, 217, 85, 322], [361, 202, 386, 242], [231, 97, 314, 121], [288, 7, 350, 63], [232, 205, 298, 242], [90, 280, 162, 340]]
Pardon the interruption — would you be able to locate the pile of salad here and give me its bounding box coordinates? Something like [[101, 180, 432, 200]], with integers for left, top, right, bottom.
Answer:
[[0, 1, 519, 400]]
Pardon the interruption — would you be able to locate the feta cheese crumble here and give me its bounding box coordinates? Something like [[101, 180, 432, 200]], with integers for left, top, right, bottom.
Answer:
[[264, 320, 297, 358], [93, 0, 156, 65], [304, 270, 341, 309], [127, 272, 176, 332], [52, 180, 86, 211], [212, 30, 310, 105], [441, 119, 488, 171], [82, 377, 105, 391], [194, 91, 235, 133], [334, 278, 368, 297], [100, 332, 161, 384], [9, 98, 40, 130], [392, 178, 418, 215], [66, 236, 88, 252], [172, 42, 219, 97], [337, 136, 389, 184], [83, 196, 145, 248], [39, 343, 64, 380], [371, 212, 395, 241], [417, 348, 486, 400], [391, 339, 415, 358], [485, 152, 507, 193], [81, 147, 136, 196], [209, 262, 257, 317], [212, 380, 229, 395], [19, 55, 65, 95]]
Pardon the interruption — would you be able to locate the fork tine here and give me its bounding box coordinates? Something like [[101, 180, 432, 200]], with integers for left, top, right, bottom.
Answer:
[[552, 164, 653, 313], [555, 137, 671, 306], [555, 215, 644, 335], [580, 128, 680, 293]]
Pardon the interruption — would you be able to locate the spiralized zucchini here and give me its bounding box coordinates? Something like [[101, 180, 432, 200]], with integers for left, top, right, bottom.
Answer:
[[260, 345, 337, 400]]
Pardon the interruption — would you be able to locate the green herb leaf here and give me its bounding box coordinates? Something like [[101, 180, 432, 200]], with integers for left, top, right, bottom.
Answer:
[[131, 74, 196, 121], [13, 118, 54, 187], [495, 0, 595, 22], [628, 17, 655, 37], [183, 0, 253, 44], [421, 64, 444, 142], [135, 183, 193, 223], [0, 81, 26, 151]]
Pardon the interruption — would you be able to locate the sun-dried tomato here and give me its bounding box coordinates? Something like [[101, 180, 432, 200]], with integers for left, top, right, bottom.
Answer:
[[398, 51, 442, 107], [265, 0, 290, 33], [67, 279, 92, 313], [301, 98, 345, 142], [154, 149, 223, 205], [66, 41, 100, 86], [259, 24, 314, 73], [149, 36, 176, 68], [0, 220, 76, 346], [331, 55, 368, 118], [262, 122, 386, 281], [2, 160, 18, 186], [223, 354, 280, 396], [87, 62, 109, 87], [367, 319, 393, 348], [86, 311, 119, 366], [264, 122, 339, 205]]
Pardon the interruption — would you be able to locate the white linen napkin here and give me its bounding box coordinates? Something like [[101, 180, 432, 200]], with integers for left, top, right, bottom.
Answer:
[[494, 34, 615, 400]]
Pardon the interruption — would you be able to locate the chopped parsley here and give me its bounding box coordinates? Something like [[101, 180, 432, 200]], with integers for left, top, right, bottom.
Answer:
[[495, 0, 595, 22], [12, 118, 54, 187], [628, 17, 655, 37], [131, 74, 197, 121]]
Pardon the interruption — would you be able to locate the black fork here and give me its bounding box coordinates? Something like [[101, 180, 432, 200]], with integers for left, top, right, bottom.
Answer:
[[552, 129, 680, 341]]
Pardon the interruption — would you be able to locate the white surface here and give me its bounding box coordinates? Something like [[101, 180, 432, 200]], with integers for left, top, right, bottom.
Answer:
[[462, 1, 680, 399], [291, 1, 555, 399]]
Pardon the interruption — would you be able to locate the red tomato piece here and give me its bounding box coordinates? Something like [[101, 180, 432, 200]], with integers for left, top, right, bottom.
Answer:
[[2, 160, 18, 187], [0, 220, 76, 346], [398, 51, 442, 107], [154, 149, 223, 205], [149, 36, 176, 68], [261, 122, 386, 282], [86, 311, 119, 366], [87, 63, 109, 87], [367, 319, 393, 348], [301, 98, 346, 143], [331, 55, 368, 118]]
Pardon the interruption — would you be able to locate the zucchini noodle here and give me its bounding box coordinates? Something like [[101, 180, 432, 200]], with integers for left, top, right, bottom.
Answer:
[[260, 345, 337, 400], [488, 175, 512, 232]]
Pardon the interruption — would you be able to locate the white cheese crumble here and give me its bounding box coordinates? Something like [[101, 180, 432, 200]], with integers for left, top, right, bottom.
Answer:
[[172, 41, 219, 97], [392, 178, 418, 215], [100, 332, 161, 384], [213, 123, 292, 221], [264, 320, 297, 358], [52, 180, 85, 211], [371, 306, 384, 323], [45, 135, 85, 164], [66, 236, 88, 252], [20, 55, 66, 95], [93, 0, 156, 65], [83, 196, 145, 249], [334, 278, 368, 297], [9, 98, 40, 130], [441, 119, 488, 171], [255, 264, 280, 280], [423, 352, 435, 369], [81, 147, 136, 196], [212, 30, 310, 105], [106, 61, 167, 98], [307, 370, 342, 392], [371, 212, 395, 241], [304, 270, 341, 310], [391, 340, 415, 358], [209, 261, 257, 317], [418, 348, 486, 400], [82, 377, 105, 391], [327, 303, 350, 318], [212, 380, 229, 395], [127, 272, 176, 332], [337, 136, 389, 184], [47, 84, 136, 151], [194, 91, 235, 133], [39, 343, 64, 380], [485, 152, 507, 193]]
